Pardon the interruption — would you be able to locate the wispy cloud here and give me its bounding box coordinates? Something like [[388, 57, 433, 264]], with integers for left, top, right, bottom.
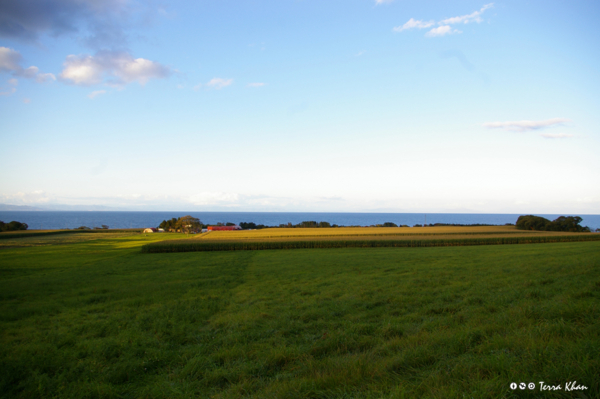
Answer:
[[375, 0, 394, 4], [59, 50, 171, 86], [540, 133, 574, 139], [393, 18, 434, 32], [426, 25, 461, 37], [247, 82, 265, 88], [394, 3, 493, 37], [206, 78, 233, 89], [483, 118, 570, 132], [439, 3, 494, 25], [87, 90, 106, 99], [0, 47, 56, 83]]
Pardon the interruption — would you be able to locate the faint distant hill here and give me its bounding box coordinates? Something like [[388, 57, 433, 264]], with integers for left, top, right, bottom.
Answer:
[[0, 204, 47, 211], [0, 203, 124, 211]]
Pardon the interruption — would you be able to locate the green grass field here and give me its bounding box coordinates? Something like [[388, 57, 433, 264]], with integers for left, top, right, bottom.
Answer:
[[1, 233, 599, 398]]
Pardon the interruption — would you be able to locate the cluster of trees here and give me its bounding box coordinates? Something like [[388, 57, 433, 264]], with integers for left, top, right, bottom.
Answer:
[[375, 222, 407, 227], [239, 222, 267, 230], [424, 223, 512, 227], [239, 221, 339, 229], [0, 220, 28, 232], [295, 221, 333, 228], [158, 216, 202, 234], [74, 225, 109, 230], [197, 217, 596, 232], [516, 215, 590, 232]]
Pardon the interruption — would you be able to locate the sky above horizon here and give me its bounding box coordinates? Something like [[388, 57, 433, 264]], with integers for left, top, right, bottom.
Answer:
[[1, 0, 599, 213]]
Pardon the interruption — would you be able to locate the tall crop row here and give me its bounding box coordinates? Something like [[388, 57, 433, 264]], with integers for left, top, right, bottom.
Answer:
[[141, 234, 600, 253]]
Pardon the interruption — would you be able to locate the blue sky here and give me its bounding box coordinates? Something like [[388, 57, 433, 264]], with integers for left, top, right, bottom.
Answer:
[[1, 0, 599, 213]]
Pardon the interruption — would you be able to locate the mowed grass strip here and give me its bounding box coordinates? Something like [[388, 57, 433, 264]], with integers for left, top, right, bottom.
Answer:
[[142, 234, 600, 253], [0, 229, 142, 240], [0, 232, 141, 248], [1, 239, 599, 398]]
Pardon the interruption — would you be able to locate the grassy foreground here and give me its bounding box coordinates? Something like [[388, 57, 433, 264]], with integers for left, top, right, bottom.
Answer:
[[1, 234, 599, 398]]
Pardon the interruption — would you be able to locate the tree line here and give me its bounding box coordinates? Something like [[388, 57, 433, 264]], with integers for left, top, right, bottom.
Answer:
[[155, 215, 596, 233], [0, 221, 28, 232], [516, 215, 591, 232]]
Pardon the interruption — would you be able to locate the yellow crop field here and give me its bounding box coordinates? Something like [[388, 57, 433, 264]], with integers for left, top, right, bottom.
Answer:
[[196, 225, 558, 242]]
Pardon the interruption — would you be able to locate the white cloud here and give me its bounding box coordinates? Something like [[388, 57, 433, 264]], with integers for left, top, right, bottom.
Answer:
[[440, 3, 494, 25], [206, 78, 233, 89], [393, 18, 435, 32], [0, 47, 22, 71], [540, 133, 574, 139], [8, 78, 18, 86], [395, 4, 493, 37], [483, 118, 570, 132], [87, 90, 106, 99], [22, 97, 31, 103], [247, 82, 265, 87], [375, 0, 394, 4], [59, 55, 102, 85], [36, 72, 56, 83], [426, 25, 461, 37], [59, 51, 171, 86], [0, 190, 52, 205], [188, 192, 240, 206], [0, 47, 55, 82], [21, 66, 56, 82]]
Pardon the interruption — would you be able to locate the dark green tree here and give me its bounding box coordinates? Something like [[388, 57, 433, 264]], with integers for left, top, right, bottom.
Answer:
[[240, 222, 257, 229], [177, 216, 202, 234], [0, 221, 28, 232], [516, 215, 550, 230], [546, 216, 589, 232]]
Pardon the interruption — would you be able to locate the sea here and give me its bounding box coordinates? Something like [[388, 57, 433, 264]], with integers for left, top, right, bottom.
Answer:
[[1, 211, 599, 230]]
